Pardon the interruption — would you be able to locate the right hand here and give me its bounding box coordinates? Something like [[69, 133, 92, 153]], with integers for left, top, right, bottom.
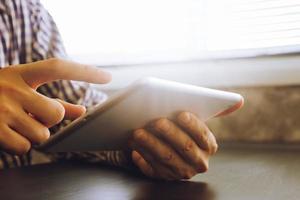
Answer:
[[0, 58, 111, 155]]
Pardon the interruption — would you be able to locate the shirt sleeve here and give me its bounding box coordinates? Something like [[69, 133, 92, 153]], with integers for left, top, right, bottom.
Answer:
[[29, 0, 135, 169]]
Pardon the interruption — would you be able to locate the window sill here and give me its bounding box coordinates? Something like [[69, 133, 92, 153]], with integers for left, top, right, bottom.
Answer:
[[94, 54, 300, 91]]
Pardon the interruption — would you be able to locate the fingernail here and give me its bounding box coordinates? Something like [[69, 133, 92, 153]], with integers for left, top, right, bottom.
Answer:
[[180, 112, 191, 124]]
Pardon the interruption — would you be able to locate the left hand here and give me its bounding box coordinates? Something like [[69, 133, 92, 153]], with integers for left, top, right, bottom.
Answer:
[[129, 111, 218, 180]]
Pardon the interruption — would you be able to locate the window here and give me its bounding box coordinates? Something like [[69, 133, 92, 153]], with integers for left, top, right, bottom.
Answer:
[[206, 0, 300, 58], [41, 0, 300, 65]]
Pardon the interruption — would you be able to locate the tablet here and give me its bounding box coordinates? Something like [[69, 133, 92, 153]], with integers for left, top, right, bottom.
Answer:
[[37, 77, 243, 152]]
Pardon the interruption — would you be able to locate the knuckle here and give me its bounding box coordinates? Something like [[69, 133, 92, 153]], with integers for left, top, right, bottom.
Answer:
[[0, 83, 29, 100], [196, 128, 209, 144], [182, 169, 196, 179], [154, 118, 171, 132], [196, 159, 209, 173], [0, 105, 13, 117], [133, 129, 147, 142], [177, 111, 192, 125], [183, 139, 195, 152], [161, 151, 173, 162]]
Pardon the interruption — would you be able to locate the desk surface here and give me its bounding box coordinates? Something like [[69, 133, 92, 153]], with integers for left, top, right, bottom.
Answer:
[[0, 146, 299, 200]]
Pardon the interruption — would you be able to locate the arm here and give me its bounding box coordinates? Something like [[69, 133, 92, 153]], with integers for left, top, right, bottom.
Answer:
[[25, 1, 219, 175], [0, 0, 134, 169], [0, 1, 220, 178], [0, 59, 220, 180]]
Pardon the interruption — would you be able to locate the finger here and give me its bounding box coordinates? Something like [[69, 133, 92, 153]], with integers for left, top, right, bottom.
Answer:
[[0, 124, 31, 155], [216, 98, 244, 117], [132, 150, 155, 178], [177, 112, 218, 155], [207, 131, 218, 155], [132, 148, 179, 180], [18, 58, 112, 88], [132, 129, 197, 179], [153, 118, 209, 170], [56, 99, 86, 120], [9, 109, 50, 144], [22, 91, 65, 127]]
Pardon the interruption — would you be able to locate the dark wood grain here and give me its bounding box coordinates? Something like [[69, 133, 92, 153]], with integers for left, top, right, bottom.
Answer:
[[0, 145, 299, 200]]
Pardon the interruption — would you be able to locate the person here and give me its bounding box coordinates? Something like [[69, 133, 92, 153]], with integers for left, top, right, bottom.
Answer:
[[0, 0, 219, 180]]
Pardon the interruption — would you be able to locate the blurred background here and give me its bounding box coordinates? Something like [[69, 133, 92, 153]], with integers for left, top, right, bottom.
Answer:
[[41, 0, 300, 145]]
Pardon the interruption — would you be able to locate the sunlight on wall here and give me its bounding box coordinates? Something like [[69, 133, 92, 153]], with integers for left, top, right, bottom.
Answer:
[[40, 0, 204, 64], [41, 0, 300, 64]]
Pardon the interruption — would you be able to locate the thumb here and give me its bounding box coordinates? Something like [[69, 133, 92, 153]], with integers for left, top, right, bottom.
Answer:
[[56, 99, 86, 120], [215, 98, 244, 117]]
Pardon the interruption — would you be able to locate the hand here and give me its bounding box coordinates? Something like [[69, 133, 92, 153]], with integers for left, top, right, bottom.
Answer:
[[0, 58, 111, 155], [130, 112, 218, 180]]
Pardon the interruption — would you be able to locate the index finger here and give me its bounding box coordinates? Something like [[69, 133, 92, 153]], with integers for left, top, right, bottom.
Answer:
[[18, 58, 112, 88]]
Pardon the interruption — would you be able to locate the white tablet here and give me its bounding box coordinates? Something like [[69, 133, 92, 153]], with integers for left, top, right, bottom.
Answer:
[[37, 77, 243, 152]]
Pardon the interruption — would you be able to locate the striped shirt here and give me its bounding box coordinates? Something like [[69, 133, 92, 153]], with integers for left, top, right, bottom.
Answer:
[[0, 0, 130, 169]]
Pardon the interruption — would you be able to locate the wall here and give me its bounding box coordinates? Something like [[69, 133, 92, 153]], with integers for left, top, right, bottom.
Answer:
[[208, 86, 300, 144]]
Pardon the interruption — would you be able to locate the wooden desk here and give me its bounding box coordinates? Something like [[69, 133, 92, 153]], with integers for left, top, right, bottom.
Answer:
[[0, 146, 299, 200]]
